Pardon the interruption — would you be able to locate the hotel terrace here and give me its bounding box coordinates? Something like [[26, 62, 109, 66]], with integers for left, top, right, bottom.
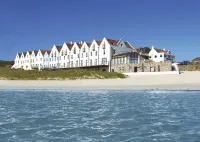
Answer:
[[12, 37, 175, 72]]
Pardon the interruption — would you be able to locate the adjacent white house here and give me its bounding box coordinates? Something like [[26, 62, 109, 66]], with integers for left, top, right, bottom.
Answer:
[[149, 46, 175, 62]]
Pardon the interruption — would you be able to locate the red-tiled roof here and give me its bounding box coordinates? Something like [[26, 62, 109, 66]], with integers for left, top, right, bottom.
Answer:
[[47, 50, 51, 55], [106, 38, 120, 46], [66, 43, 73, 50], [96, 41, 102, 46], [40, 50, 49, 55], [77, 43, 83, 49], [86, 43, 92, 47], [56, 46, 62, 52]]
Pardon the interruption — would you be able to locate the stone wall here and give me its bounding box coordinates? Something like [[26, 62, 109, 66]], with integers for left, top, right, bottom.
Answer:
[[178, 65, 200, 71], [111, 61, 172, 73]]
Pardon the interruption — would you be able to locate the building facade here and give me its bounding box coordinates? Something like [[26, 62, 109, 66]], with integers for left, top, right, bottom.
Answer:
[[12, 37, 175, 72], [12, 37, 135, 71]]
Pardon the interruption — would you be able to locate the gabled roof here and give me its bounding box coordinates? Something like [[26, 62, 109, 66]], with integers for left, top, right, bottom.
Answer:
[[19, 53, 22, 58], [96, 41, 102, 46], [33, 50, 38, 55], [124, 42, 133, 49], [77, 43, 83, 49], [40, 50, 50, 55], [66, 43, 73, 50], [136, 47, 151, 54], [106, 38, 120, 46], [56, 46, 62, 52], [86, 43, 92, 47], [154, 48, 169, 54], [47, 50, 51, 55]]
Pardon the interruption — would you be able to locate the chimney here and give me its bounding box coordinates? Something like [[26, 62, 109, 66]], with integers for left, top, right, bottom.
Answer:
[[152, 45, 154, 49], [70, 41, 73, 45], [163, 49, 165, 51], [80, 40, 84, 44]]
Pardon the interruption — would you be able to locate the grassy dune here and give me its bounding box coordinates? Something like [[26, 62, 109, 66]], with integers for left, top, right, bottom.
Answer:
[[0, 67, 127, 80]]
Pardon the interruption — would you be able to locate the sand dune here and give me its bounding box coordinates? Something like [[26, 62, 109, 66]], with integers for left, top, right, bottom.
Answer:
[[0, 71, 200, 90]]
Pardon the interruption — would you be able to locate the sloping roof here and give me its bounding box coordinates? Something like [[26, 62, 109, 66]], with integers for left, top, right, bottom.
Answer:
[[56, 46, 62, 52], [77, 43, 83, 49], [106, 38, 120, 46], [155, 48, 168, 53], [66, 43, 73, 50], [33, 50, 38, 55], [124, 42, 133, 49], [19, 53, 22, 58], [96, 41, 102, 46], [86, 43, 92, 47], [40, 50, 49, 55], [112, 52, 137, 58], [47, 50, 51, 55], [136, 47, 151, 54]]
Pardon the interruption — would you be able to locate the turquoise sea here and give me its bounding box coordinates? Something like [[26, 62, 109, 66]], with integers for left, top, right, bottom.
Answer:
[[0, 90, 200, 142]]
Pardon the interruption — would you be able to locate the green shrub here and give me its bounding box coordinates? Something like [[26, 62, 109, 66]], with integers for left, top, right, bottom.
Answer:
[[0, 67, 127, 80]]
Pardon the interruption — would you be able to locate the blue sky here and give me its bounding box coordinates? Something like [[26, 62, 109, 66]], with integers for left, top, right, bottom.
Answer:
[[0, 0, 199, 61]]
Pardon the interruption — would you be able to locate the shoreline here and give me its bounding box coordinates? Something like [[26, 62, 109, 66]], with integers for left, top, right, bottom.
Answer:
[[1, 71, 200, 90]]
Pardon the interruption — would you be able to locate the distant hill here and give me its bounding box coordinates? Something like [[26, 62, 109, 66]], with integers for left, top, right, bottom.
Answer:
[[0, 60, 14, 67]]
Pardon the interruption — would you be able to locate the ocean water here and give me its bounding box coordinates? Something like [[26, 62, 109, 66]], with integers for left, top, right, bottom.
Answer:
[[0, 90, 200, 142]]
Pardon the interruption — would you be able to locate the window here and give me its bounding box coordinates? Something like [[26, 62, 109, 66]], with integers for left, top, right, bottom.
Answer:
[[71, 55, 73, 59], [121, 44, 123, 47], [102, 43, 106, 49], [92, 45, 95, 51], [95, 51, 97, 56], [76, 61, 78, 67], [86, 60, 88, 66], [86, 53, 88, 57], [74, 49, 76, 54], [71, 61, 73, 67], [82, 53, 83, 58], [103, 49, 105, 55], [102, 58, 107, 65], [95, 59, 97, 65], [81, 60, 83, 66], [68, 55, 70, 59], [78, 54, 80, 58], [64, 56, 65, 60], [155, 55, 157, 58], [113, 49, 116, 55], [160, 54, 162, 57], [91, 52, 92, 56], [90, 59, 92, 66], [83, 47, 86, 52]]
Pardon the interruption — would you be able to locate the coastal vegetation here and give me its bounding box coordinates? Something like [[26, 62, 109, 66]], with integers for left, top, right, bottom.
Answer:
[[0, 67, 127, 80], [0, 60, 14, 67]]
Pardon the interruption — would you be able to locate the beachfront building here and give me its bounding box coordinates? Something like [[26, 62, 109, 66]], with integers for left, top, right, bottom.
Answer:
[[12, 37, 159, 72], [149, 46, 175, 62], [43, 50, 51, 69]]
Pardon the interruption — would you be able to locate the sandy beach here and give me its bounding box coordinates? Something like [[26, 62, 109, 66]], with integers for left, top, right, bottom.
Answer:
[[0, 71, 200, 90]]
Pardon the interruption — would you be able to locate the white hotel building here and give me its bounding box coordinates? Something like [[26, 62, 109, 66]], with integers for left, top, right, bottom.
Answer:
[[12, 37, 175, 72]]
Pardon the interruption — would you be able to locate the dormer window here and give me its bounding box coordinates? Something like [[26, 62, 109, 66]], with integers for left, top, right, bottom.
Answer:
[[74, 49, 76, 54]]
